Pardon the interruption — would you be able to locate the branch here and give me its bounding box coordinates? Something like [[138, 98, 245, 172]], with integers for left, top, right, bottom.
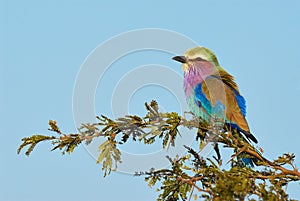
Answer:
[[17, 100, 300, 200]]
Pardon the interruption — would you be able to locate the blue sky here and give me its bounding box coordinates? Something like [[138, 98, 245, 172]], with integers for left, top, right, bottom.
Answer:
[[1, 0, 300, 200]]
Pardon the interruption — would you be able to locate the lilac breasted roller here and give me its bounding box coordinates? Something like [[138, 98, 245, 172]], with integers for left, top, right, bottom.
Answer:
[[172, 47, 258, 164]]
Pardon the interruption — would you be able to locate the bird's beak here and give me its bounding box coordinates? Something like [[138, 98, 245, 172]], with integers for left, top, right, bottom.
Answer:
[[172, 56, 187, 63]]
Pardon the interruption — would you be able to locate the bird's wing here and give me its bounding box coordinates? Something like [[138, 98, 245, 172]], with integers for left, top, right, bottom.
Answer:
[[197, 75, 250, 133]]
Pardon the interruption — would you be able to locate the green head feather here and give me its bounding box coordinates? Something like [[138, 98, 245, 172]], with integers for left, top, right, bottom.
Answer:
[[184, 46, 221, 69]]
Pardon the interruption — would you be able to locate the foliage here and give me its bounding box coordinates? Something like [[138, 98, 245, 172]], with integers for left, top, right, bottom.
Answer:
[[18, 101, 300, 200]]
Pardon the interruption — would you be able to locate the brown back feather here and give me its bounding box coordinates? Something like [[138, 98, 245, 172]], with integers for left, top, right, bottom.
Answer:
[[213, 70, 240, 93]]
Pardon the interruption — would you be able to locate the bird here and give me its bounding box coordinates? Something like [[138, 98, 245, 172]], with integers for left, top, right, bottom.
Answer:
[[172, 46, 258, 166]]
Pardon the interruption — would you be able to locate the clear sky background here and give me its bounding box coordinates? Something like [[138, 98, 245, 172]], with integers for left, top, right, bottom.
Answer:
[[1, 0, 300, 200]]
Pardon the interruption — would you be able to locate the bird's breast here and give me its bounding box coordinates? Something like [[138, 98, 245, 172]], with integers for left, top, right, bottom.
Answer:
[[183, 65, 214, 97]]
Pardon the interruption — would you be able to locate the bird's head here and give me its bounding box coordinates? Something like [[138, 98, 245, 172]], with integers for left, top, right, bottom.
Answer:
[[172, 46, 220, 73]]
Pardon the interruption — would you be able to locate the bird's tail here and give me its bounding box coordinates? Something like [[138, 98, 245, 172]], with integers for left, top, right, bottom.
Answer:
[[241, 157, 256, 167], [239, 130, 261, 167], [239, 153, 257, 167], [224, 123, 260, 167], [239, 146, 263, 167], [240, 130, 258, 144]]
